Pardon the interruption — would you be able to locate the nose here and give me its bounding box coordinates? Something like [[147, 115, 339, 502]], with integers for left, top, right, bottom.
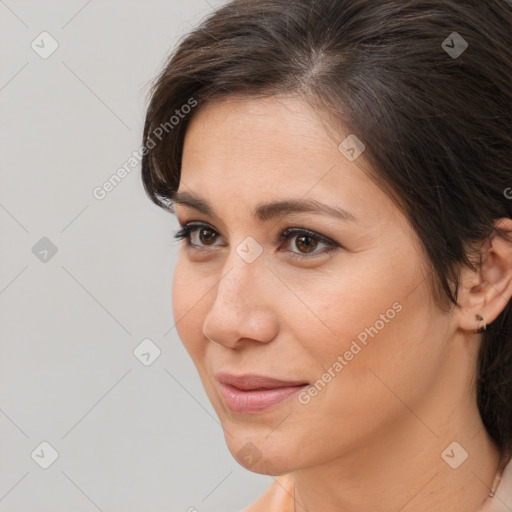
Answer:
[[202, 254, 279, 350]]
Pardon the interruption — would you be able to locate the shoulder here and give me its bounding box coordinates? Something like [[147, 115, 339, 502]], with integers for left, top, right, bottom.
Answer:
[[240, 474, 295, 512]]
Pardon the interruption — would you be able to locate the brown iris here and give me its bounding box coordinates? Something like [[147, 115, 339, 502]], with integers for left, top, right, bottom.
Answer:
[[295, 234, 318, 254], [199, 228, 217, 245]]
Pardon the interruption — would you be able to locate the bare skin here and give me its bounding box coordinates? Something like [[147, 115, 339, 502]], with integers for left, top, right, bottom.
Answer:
[[171, 94, 512, 512]]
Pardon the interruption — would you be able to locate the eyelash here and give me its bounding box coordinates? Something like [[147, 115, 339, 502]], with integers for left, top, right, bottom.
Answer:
[[173, 222, 340, 261]]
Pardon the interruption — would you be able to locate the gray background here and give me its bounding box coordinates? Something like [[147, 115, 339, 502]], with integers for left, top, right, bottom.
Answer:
[[0, 1, 274, 510]]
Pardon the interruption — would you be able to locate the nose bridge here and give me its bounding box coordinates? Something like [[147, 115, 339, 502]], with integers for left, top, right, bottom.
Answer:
[[203, 246, 275, 346], [215, 246, 263, 311]]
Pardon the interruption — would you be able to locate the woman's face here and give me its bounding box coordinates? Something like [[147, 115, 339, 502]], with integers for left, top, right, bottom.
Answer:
[[172, 95, 459, 475]]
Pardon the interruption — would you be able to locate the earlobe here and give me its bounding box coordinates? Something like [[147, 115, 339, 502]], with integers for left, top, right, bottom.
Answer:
[[457, 218, 512, 334]]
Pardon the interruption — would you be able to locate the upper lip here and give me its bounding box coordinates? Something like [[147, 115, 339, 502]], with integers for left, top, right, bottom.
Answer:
[[215, 372, 308, 390]]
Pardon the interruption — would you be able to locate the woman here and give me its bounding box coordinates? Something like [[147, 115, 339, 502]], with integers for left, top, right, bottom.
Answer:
[[141, 0, 512, 510]]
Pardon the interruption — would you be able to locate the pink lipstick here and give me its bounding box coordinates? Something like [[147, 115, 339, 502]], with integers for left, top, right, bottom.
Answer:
[[216, 372, 308, 414]]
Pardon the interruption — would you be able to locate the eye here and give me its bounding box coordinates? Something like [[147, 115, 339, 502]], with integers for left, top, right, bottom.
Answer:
[[173, 222, 223, 248], [278, 227, 339, 260], [173, 222, 340, 260]]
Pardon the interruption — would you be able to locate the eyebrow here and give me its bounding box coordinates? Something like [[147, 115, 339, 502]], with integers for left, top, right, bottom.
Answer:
[[171, 191, 357, 223]]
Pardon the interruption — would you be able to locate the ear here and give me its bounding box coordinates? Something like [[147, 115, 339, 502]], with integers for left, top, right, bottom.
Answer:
[[457, 218, 512, 333]]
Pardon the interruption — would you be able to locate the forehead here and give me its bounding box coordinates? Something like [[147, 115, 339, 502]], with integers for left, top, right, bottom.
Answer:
[[183, 94, 335, 165], [181, 95, 355, 189], [178, 94, 398, 230]]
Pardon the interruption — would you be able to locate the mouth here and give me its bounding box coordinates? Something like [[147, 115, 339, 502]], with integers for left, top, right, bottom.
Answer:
[[215, 372, 309, 414]]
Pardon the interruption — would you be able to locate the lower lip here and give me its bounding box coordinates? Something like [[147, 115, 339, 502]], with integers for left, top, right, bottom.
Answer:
[[219, 382, 308, 414]]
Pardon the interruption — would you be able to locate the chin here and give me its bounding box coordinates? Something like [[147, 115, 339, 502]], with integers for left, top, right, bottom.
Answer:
[[225, 432, 303, 475]]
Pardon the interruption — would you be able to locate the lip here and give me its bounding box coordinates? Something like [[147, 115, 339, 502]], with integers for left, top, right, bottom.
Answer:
[[215, 372, 309, 414]]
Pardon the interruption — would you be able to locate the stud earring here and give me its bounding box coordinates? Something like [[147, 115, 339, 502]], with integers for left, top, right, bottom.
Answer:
[[474, 314, 487, 333]]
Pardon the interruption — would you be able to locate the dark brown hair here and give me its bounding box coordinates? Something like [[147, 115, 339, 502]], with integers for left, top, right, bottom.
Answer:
[[141, 0, 512, 454]]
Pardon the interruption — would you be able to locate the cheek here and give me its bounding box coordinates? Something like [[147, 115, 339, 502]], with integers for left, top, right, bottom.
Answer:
[[286, 285, 443, 466], [171, 257, 187, 322], [290, 249, 441, 404], [303, 271, 444, 424], [171, 257, 209, 359]]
